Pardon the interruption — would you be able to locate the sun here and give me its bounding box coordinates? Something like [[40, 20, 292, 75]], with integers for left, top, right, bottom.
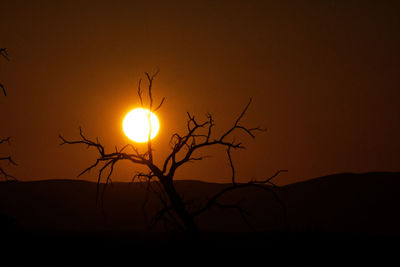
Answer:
[[122, 108, 160, 143]]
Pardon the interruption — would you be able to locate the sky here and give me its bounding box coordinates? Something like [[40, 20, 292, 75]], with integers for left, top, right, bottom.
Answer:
[[0, 0, 399, 185]]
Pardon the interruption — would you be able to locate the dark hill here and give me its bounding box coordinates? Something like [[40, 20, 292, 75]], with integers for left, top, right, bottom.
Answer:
[[0, 172, 399, 258], [1, 172, 399, 234], [281, 172, 400, 234]]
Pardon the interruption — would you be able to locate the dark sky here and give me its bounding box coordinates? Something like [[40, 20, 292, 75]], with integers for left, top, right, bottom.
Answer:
[[1, 0, 399, 185]]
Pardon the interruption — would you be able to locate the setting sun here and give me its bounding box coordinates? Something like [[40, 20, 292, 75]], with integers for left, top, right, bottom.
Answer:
[[122, 108, 160, 143]]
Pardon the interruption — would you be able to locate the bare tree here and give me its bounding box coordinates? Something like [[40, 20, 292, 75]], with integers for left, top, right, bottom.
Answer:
[[59, 71, 286, 235], [0, 48, 15, 179]]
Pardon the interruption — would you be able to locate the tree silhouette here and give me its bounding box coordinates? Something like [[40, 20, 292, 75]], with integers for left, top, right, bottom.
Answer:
[[0, 48, 15, 179], [59, 71, 286, 235]]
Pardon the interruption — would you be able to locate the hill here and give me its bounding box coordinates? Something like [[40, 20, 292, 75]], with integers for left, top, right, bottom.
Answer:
[[0, 172, 399, 257]]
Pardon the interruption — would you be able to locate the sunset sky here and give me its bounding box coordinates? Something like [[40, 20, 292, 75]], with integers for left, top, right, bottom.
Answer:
[[1, 0, 399, 185]]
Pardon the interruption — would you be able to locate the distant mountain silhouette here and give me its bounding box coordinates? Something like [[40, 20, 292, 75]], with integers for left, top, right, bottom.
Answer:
[[0, 172, 399, 235]]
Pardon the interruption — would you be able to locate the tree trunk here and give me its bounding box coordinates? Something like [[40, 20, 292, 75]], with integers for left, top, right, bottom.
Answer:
[[159, 176, 199, 236]]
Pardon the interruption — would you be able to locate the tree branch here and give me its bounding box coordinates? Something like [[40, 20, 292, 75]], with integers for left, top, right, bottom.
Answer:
[[0, 83, 6, 96], [58, 128, 160, 197], [191, 170, 288, 220], [164, 99, 266, 177], [0, 48, 9, 61], [0, 137, 11, 145], [1, 48, 10, 96], [0, 156, 17, 180], [0, 137, 15, 179]]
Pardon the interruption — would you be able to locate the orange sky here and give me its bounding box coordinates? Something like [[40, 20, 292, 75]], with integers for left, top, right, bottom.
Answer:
[[1, 0, 399, 185]]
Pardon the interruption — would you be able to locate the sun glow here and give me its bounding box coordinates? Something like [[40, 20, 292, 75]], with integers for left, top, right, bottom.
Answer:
[[122, 108, 160, 143]]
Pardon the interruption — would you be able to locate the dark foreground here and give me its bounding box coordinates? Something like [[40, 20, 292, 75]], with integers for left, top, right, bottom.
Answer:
[[1, 172, 400, 264], [1, 228, 399, 265]]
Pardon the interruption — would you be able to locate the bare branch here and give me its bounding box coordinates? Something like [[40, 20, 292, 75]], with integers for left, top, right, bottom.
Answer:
[[146, 72, 153, 111], [192, 170, 288, 219], [0, 137, 15, 179], [0, 83, 6, 96], [153, 97, 165, 113], [147, 113, 153, 164], [1, 48, 10, 95], [59, 128, 155, 177], [137, 78, 143, 107], [144, 68, 159, 111], [227, 147, 235, 185], [59, 127, 105, 155], [252, 170, 288, 185], [163, 99, 266, 178], [138, 70, 161, 164], [206, 113, 214, 142], [0, 156, 17, 180], [0, 137, 11, 145], [0, 48, 9, 61], [219, 98, 265, 141]]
